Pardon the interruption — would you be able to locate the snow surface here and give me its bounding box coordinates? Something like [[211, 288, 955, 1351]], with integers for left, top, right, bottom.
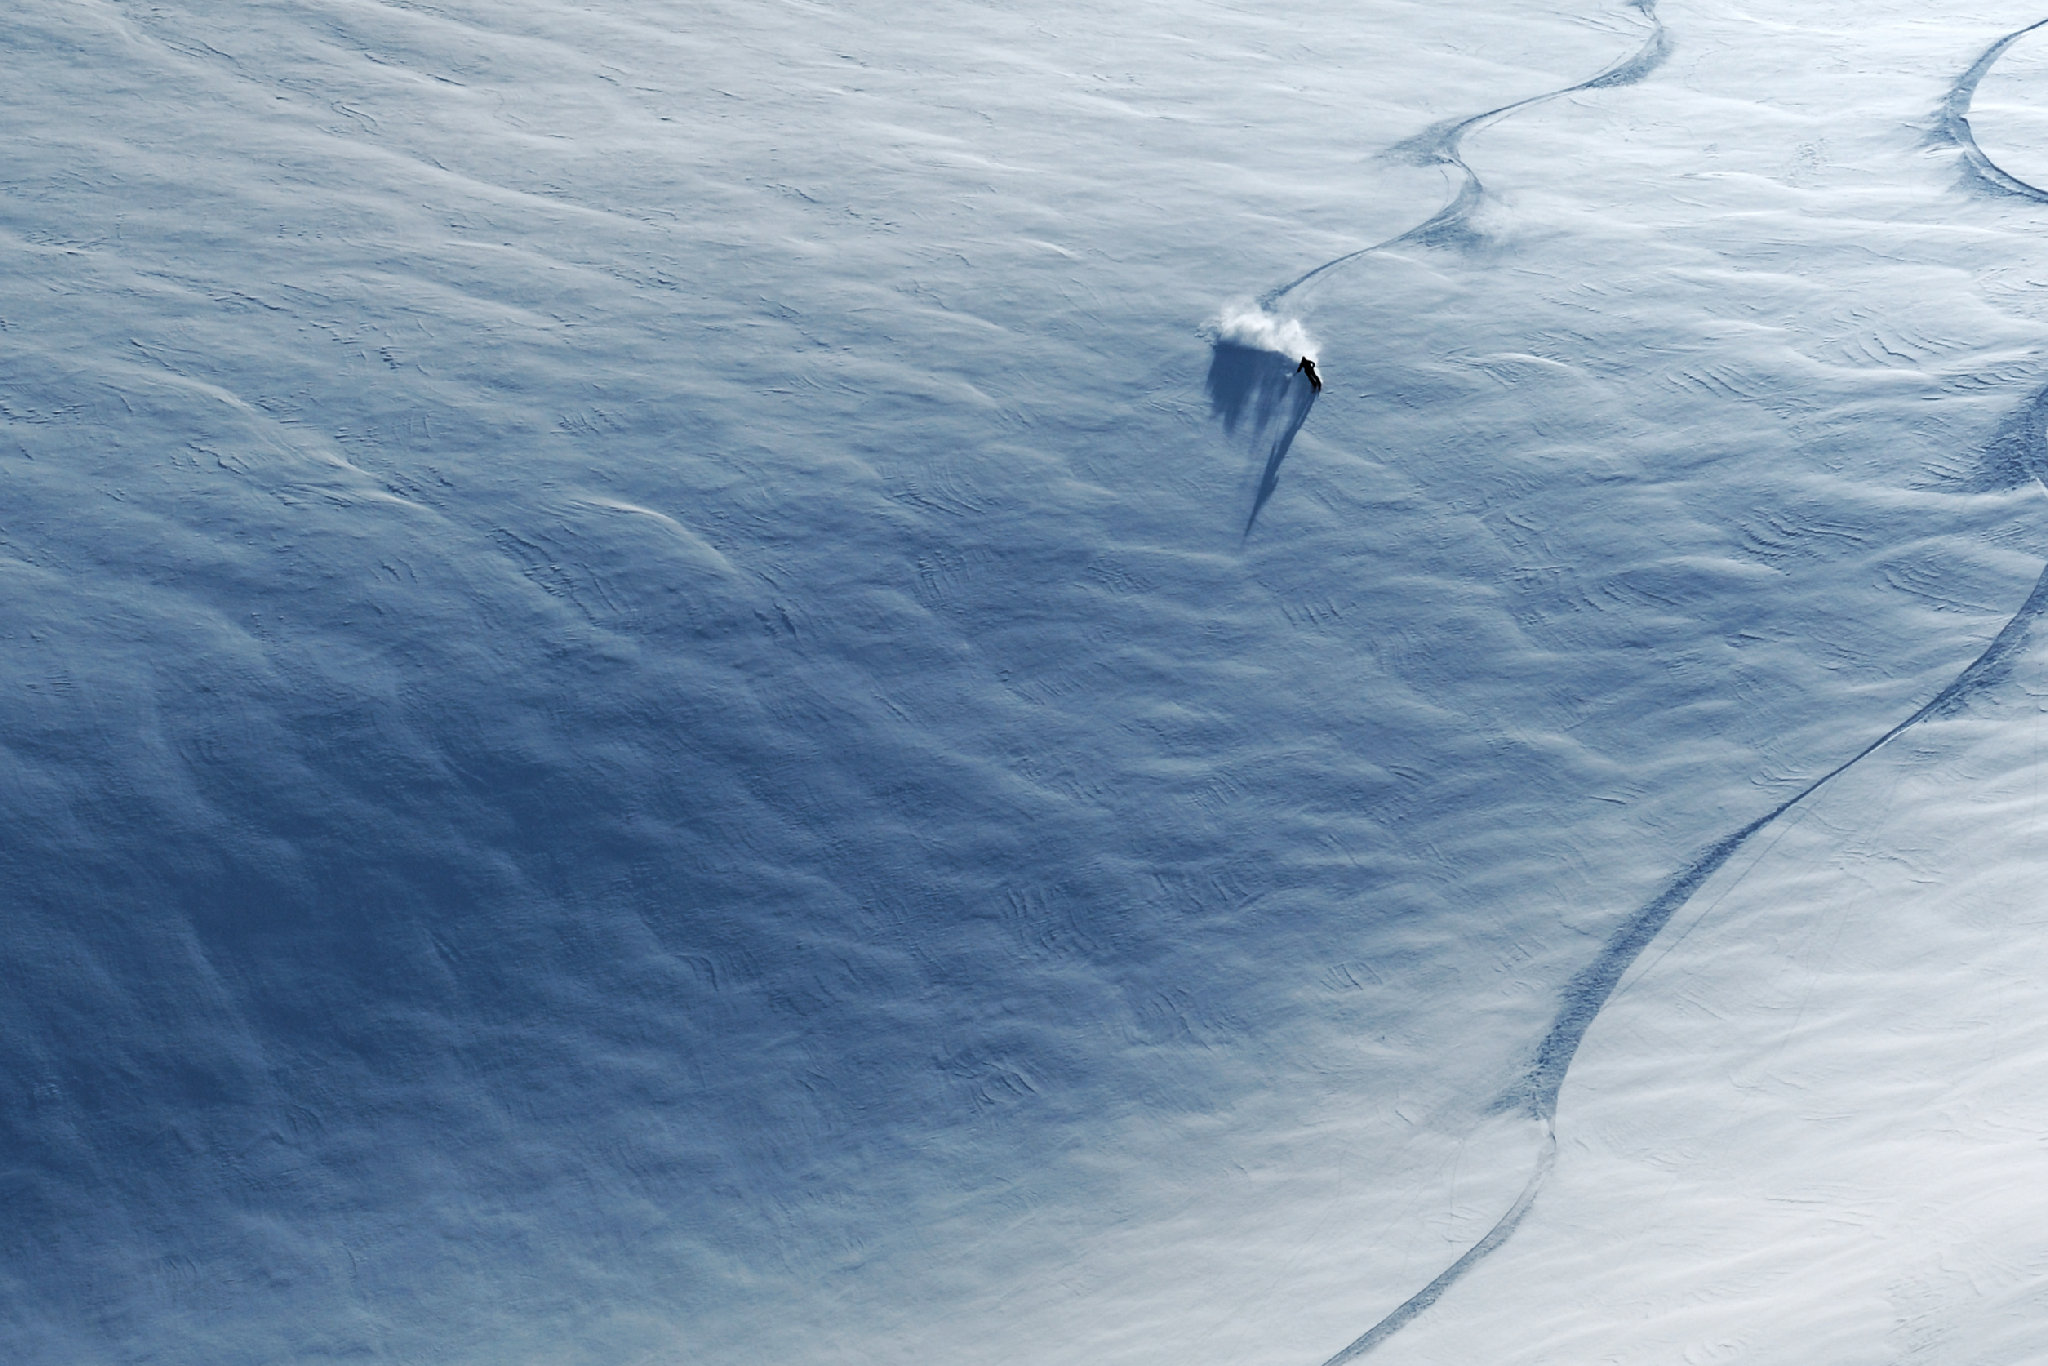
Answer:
[[9, 1, 2048, 1362]]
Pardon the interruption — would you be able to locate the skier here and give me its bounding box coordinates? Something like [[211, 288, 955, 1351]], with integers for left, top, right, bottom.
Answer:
[[1296, 356, 1322, 392]]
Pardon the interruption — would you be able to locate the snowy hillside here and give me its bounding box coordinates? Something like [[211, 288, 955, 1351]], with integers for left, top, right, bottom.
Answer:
[[9, 1, 2048, 1362]]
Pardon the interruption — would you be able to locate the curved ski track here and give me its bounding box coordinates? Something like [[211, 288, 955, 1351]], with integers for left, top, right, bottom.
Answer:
[[1942, 17, 2048, 202], [1306, 16, 2048, 1364], [1263, 0, 1669, 309], [1232, 0, 1668, 538]]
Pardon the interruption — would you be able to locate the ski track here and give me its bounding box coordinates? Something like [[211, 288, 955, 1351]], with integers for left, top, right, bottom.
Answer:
[[1942, 17, 2048, 202], [1303, 13, 2048, 1363], [1262, 0, 1669, 308], [1226, 1, 1668, 540]]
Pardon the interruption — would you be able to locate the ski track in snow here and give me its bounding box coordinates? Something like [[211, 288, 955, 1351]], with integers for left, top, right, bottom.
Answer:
[[1942, 17, 2048, 202], [1265, 0, 1670, 305], [1222, 0, 1668, 540], [1305, 13, 2048, 1363]]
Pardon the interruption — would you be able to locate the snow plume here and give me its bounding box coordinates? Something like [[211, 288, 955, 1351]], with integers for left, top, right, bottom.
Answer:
[[1214, 303, 1316, 360], [1206, 302, 1317, 437]]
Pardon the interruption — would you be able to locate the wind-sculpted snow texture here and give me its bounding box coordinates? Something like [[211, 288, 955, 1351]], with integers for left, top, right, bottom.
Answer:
[[1318, 14, 2048, 1362], [17, 2, 2048, 1364], [1314, 16, 2048, 1362]]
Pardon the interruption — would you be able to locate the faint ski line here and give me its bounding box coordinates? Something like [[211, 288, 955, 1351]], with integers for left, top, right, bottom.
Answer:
[[1942, 18, 2048, 203], [1321, 1129, 1556, 1365], [1615, 795, 1810, 1000]]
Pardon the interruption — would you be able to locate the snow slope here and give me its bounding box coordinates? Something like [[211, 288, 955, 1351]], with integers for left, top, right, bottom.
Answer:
[[7, 1, 2048, 1363]]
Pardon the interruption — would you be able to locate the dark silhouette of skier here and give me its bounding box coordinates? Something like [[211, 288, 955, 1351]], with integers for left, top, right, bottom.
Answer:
[[1244, 356, 1324, 537]]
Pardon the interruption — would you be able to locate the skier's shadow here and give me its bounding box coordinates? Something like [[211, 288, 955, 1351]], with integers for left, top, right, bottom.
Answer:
[[1206, 340, 1319, 537]]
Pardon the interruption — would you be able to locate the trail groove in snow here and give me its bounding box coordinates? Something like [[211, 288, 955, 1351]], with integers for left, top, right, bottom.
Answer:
[[1319, 1131, 1557, 1366], [1942, 17, 2048, 202], [1264, 0, 1669, 307]]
